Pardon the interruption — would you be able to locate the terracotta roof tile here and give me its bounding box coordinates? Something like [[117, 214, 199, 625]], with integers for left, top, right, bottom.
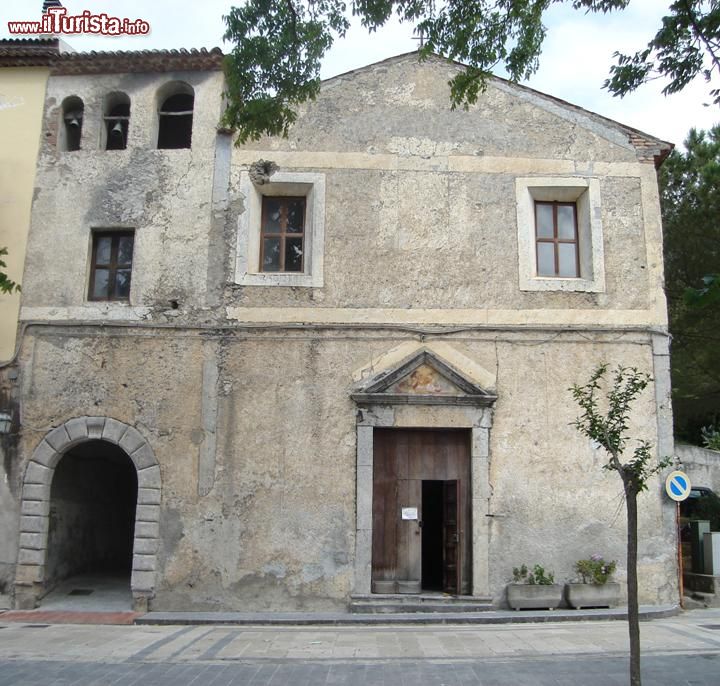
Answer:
[[0, 44, 224, 73], [51, 47, 224, 74]]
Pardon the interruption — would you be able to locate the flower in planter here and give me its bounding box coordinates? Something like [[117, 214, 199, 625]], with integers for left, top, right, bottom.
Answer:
[[574, 554, 617, 585], [512, 563, 555, 585]]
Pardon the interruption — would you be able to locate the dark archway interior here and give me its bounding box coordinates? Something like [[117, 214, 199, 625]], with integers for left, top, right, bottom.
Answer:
[[157, 93, 194, 149], [46, 440, 137, 589]]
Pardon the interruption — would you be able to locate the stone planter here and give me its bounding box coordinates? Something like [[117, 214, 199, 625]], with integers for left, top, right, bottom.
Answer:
[[507, 584, 563, 610], [565, 582, 620, 609]]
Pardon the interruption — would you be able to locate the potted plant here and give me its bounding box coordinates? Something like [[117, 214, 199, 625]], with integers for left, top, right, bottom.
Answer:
[[566, 554, 620, 609], [507, 564, 563, 610]]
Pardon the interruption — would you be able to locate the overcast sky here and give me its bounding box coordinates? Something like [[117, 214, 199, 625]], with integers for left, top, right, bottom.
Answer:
[[2, 0, 718, 149]]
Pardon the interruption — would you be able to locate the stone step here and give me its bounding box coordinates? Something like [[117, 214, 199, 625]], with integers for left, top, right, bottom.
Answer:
[[689, 590, 720, 608], [349, 594, 493, 614]]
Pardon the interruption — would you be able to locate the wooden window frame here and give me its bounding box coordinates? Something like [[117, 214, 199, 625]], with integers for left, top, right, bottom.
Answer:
[[260, 196, 306, 273], [88, 230, 134, 302], [534, 201, 580, 278]]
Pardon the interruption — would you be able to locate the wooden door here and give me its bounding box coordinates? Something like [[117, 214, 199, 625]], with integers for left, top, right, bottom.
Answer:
[[442, 479, 461, 594], [372, 429, 471, 594]]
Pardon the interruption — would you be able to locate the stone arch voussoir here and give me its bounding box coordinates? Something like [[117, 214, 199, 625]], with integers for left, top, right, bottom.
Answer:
[[15, 416, 161, 610]]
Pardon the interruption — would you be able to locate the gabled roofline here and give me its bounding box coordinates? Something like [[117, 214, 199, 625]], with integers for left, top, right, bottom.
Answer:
[[322, 51, 674, 167]]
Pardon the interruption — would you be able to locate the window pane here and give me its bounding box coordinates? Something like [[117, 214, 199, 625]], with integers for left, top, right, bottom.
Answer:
[[95, 236, 112, 264], [537, 242, 555, 276], [558, 243, 578, 277], [557, 205, 576, 239], [535, 204, 554, 238], [92, 269, 109, 298], [117, 236, 134, 265], [263, 198, 282, 232], [285, 237, 304, 272], [286, 199, 305, 233], [115, 269, 132, 298], [262, 237, 281, 271]]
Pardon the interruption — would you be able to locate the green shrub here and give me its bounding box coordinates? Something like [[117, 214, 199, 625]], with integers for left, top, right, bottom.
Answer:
[[574, 554, 617, 584], [512, 563, 555, 585]]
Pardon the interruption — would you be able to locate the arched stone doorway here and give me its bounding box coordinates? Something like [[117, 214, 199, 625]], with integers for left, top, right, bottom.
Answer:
[[14, 417, 161, 611], [46, 440, 138, 594]]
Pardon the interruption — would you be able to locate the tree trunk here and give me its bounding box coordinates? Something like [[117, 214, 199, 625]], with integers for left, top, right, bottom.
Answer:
[[624, 480, 641, 686]]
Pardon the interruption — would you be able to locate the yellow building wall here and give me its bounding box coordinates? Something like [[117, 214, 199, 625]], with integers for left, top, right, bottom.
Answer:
[[0, 67, 49, 361]]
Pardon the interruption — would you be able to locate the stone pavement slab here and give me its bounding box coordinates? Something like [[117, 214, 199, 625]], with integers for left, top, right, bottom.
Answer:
[[0, 654, 718, 686]]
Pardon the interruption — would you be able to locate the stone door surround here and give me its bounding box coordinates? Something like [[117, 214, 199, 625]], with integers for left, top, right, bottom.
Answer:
[[14, 416, 161, 610]]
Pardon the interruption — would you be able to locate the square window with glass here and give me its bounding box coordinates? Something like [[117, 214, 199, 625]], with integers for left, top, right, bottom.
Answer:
[[260, 196, 306, 272], [88, 230, 134, 301], [535, 201, 579, 278]]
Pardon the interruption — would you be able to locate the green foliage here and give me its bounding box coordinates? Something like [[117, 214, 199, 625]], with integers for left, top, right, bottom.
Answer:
[[570, 364, 672, 493], [0, 247, 20, 295], [605, 1, 720, 105], [574, 554, 617, 584], [701, 425, 720, 451], [691, 490, 720, 529], [223, 0, 715, 143], [512, 563, 555, 585], [660, 127, 720, 442], [685, 274, 720, 307]]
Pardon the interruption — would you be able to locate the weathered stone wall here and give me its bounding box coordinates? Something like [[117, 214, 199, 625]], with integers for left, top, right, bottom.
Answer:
[[21, 68, 225, 320], [5, 53, 676, 609], [8, 327, 676, 609]]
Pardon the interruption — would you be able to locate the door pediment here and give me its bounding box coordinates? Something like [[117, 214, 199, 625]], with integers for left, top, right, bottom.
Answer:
[[351, 349, 497, 406]]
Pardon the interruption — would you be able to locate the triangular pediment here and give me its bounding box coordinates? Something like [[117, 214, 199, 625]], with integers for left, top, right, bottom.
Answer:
[[351, 350, 496, 407]]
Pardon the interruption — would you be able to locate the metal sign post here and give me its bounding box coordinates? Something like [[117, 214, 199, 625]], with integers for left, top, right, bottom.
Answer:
[[665, 470, 691, 609]]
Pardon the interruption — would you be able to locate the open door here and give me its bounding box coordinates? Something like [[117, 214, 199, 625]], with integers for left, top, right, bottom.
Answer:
[[442, 479, 461, 594], [373, 429, 471, 594]]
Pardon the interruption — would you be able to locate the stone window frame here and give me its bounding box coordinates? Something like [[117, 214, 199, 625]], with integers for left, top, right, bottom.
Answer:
[[14, 417, 161, 611], [516, 177, 606, 293], [235, 171, 325, 288]]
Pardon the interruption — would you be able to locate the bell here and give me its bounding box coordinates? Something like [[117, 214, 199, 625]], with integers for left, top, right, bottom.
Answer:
[[110, 121, 124, 136], [67, 116, 80, 128]]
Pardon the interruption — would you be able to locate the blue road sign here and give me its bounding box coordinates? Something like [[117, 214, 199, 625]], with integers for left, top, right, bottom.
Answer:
[[665, 470, 691, 502]]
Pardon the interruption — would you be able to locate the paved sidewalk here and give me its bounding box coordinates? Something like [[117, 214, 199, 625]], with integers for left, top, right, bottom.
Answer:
[[0, 608, 718, 684]]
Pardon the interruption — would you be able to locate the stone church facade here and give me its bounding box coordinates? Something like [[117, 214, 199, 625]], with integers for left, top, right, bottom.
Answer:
[[0, 49, 678, 611]]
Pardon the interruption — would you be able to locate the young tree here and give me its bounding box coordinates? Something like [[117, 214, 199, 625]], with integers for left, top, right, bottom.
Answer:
[[223, 1, 720, 142], [571, 365, 671, 686], [0, 248, 20, 295], [660, 126, 720, 441]]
